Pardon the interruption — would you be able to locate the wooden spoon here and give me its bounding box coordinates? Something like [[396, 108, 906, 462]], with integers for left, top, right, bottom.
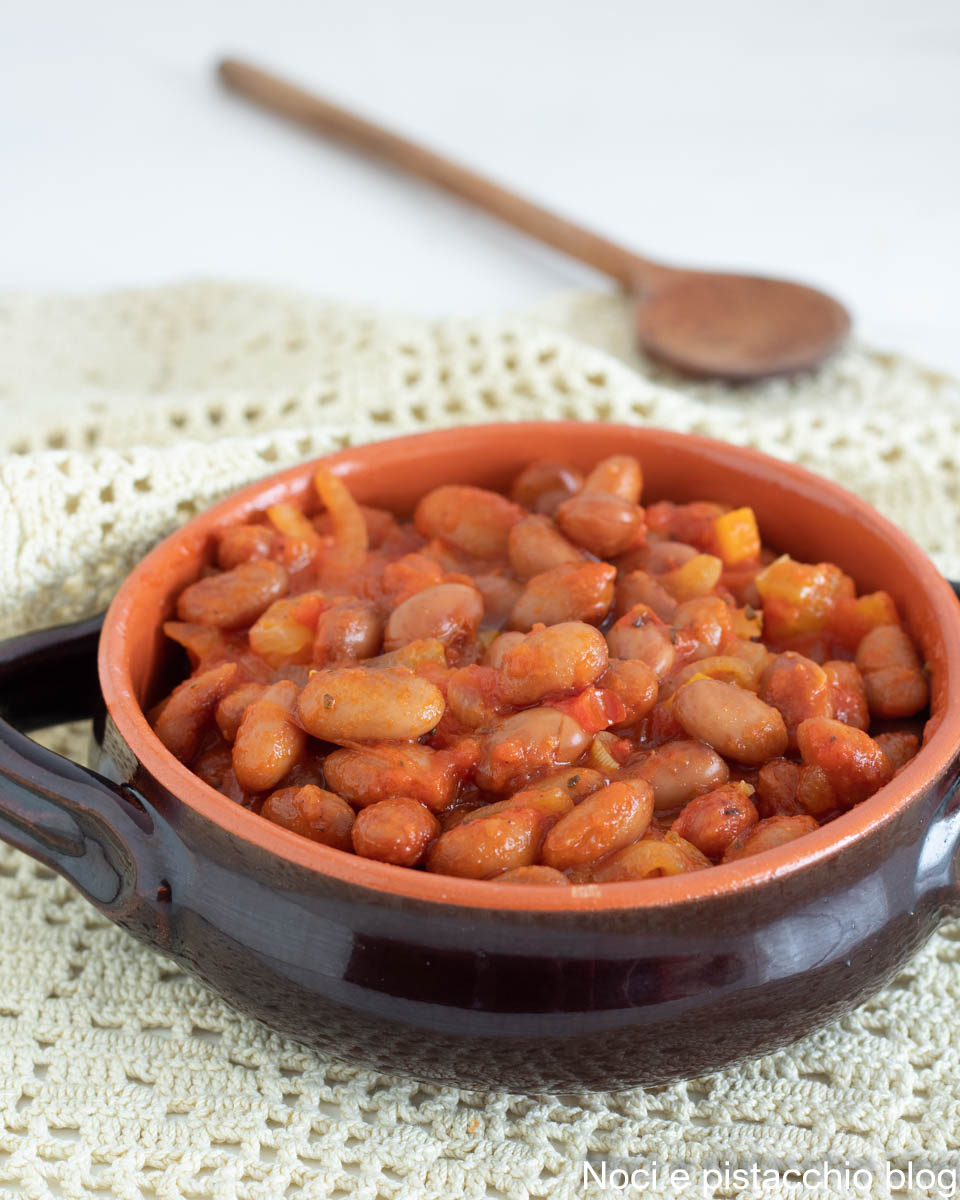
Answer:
[[218, 58, 851, 381]]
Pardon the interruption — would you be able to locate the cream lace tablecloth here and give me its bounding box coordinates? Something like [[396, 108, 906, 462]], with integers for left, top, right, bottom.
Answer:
[[1, 283, 959, 1200]]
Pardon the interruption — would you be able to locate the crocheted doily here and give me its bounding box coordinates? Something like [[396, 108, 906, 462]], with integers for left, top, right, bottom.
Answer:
[[1, 283, 958, 1200]]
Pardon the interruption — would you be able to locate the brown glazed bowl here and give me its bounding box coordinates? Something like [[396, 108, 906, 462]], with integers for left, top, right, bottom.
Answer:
[[1, 423, 959, 1093]]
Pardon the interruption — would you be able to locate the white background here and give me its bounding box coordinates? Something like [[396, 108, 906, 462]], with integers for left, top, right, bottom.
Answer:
[[3, 0, 958, 371]]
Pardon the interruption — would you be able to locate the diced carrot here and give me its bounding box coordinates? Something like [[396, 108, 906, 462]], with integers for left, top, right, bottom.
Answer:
[[828, 591, 901, 651], [711, 507, 761, 567], [756, 556, 854, 642]]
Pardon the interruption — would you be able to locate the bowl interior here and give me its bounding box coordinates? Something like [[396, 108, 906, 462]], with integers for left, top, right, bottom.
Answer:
[[99, 422, 960, 911]]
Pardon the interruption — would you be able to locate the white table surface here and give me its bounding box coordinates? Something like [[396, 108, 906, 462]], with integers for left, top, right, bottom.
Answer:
[[3, 0, 959, 374]]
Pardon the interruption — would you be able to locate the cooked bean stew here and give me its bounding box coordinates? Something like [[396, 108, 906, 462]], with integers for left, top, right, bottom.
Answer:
[[151, 455, 929, 884]]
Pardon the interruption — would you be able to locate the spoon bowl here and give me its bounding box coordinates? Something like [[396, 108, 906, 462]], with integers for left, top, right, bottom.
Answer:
[[636, 271, 853, 380]]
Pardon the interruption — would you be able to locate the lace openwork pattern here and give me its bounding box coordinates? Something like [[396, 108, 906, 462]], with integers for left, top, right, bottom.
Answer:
[[0, 283, 958, 1199]]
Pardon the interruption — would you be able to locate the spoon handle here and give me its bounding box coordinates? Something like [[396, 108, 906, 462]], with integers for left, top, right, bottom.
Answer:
[[218, 58, 667, 292]]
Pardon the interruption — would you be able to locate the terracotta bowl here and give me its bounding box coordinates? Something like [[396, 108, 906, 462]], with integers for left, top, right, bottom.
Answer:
[[1, 423, 958, 1093]]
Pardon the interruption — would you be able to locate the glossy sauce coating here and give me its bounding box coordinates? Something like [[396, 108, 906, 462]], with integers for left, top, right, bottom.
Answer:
[[152, 457, 929, 885]]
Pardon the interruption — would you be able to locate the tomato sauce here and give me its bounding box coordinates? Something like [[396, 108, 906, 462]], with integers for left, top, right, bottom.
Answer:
[[151, 454, 928, 883]]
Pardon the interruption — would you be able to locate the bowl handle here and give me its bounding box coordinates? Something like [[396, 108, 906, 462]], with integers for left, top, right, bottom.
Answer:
[[0, 615, 170, 933]]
